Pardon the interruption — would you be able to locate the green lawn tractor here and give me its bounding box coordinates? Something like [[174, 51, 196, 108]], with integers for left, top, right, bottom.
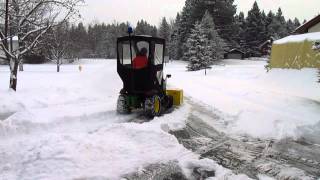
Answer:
[[116, 29, 182, 117]]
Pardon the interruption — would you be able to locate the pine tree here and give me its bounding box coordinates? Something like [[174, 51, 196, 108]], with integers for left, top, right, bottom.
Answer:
[[293, 18, 301, 28], [275, 8, 288, 37], [201, 11, 225, 61], [286, 19, 296, 34], [199, 0, 237, 46], [235, 12, 247, 50], [168, 13, 181, 60], [159, 17, 171, 56], [177, 0, 198, 59], [261, 11, 269, 41], [159, 17, 170, 40], [68, 22, 89, 59], [267, 8, 289, 39], [266, 11, 275, 38], [135, 20, 158, 36], [245, 1, 265, 56], [184, 22, 208, 71], [175, 0, 236, 59]]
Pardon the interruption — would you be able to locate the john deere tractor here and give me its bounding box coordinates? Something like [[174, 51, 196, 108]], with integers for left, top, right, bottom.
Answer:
[[116, 29, 182, 117]]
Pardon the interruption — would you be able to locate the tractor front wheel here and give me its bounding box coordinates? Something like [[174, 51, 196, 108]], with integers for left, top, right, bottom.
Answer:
[[144, 95, 162, 118]]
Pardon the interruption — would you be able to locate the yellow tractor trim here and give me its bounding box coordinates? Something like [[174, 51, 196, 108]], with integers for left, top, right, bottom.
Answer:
[[166, 89, 184, 106], [154, 97, 161, 113]]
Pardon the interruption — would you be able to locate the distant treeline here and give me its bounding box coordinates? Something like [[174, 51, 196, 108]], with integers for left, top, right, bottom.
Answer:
[[30, 0, 305, 63], [169, 0, 303, 59]]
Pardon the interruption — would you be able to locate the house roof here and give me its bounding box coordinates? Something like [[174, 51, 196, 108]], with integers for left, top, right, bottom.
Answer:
[[294, 15, 320, 34], [227, 48, 244, 54], [259, 40, 272, 49]]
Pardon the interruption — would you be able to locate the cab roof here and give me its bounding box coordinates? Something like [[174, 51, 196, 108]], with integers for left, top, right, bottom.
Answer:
[[117, 35, 165, 44]]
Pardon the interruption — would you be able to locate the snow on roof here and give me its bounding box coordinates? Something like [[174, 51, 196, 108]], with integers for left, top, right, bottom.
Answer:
[[228, 48, 244, 54], [274, 32, 320, 44]]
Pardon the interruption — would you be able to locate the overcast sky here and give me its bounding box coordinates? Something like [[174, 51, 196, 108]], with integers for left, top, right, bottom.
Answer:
[[79, 0, 320, 26]]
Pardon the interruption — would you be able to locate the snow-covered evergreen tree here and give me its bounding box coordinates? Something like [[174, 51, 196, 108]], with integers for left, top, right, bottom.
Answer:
[[235, 12, 247, 50], [286, 19, 296, 34], [198, 0, 237, 47], [275, 8, 289, 37], [184, 22, 208, 71], [245, 1, 265, 56], [293, 18, 301, 28], [159, 17, 171, 56], [174, 0, 236, 60], [200, 11, 226, 62], [168, 13, 181, 60], [159, 18, 170, 42], [261, 11, 269, 41], [267, 8, 288, 39], [135, 20, 157, 36]]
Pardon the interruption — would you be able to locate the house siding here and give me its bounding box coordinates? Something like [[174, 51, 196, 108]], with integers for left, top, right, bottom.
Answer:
[[308, 22, 320, 33], [227, 53, 242, 59]]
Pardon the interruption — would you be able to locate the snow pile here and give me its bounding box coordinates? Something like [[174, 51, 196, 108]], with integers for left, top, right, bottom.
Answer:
[[166, 59, 320, 141], [274, 32, 320, 44], [0, 61, 250, 179]]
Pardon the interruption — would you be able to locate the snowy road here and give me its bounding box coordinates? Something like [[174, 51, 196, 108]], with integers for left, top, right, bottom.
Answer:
[[1, 59, 320, 179]]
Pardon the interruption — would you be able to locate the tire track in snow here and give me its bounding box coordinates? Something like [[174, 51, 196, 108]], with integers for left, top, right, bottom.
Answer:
[[171, 99, 320, 179]]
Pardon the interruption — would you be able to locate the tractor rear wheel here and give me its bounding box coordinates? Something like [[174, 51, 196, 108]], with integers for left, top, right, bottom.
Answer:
[[117, 94, 131, 114], [144, 95, 162, 118]]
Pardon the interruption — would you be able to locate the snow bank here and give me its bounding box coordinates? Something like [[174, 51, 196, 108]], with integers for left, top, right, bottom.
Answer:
[[274, 32, 320, 44], [166, 59, 320, 141]]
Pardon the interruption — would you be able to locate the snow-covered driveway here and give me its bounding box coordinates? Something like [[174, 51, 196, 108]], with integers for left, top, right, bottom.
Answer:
[[166, 60, 320, 142], [1, 59, 319, 179], [0, 60, 247, 180]]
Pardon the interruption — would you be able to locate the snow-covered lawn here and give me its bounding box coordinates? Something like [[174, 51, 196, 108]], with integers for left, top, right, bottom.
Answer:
[[166, 59, 320, 141], [0, 60, 249, 179]]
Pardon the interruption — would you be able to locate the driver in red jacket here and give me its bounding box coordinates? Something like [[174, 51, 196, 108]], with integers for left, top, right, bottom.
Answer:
[[133, 47, 148, 69]]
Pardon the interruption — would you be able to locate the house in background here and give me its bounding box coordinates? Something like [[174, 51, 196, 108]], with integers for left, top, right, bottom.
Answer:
[[269, 33, 320, 69], [224, 49, 245, 60], [269, 15, 320, 69], [259, 38, 274, 56], [294, 15, 320, 34]]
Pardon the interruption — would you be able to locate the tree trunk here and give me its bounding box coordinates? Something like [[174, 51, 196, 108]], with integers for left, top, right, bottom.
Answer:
[[57, 59, 60, 72], [4, 0, 10, 64], [19, 59, 24, 71], [9, 59, 19, 91]]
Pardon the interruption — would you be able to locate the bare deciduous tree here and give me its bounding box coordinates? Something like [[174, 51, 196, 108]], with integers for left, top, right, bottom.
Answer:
[[0, 0, 83, 91], [42, 22, 70, 72]]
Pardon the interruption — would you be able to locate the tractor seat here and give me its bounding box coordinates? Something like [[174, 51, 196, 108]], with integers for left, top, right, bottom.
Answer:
[[131, 68, 153, 93]]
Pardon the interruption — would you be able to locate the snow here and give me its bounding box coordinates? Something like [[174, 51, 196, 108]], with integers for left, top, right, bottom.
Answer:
[[166, 59, 320, 141], [12, 36, 18, 41], [274, 32, 320, 44], [0, 60, 250, 179], [1, 59, 319, 179]]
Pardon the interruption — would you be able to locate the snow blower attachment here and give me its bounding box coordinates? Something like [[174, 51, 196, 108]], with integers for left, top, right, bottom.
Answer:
[[116, 28, 183, 117]]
